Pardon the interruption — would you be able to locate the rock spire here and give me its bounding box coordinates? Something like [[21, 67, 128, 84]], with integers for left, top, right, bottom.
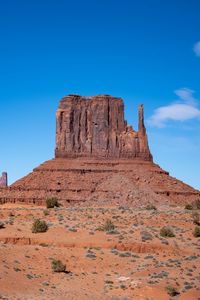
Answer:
[[0, 172, 8, 187]]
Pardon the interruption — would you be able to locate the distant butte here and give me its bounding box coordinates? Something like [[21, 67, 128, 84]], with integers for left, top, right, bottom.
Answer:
[[0, 94, 199, 206], [0, 172, 7, 187]]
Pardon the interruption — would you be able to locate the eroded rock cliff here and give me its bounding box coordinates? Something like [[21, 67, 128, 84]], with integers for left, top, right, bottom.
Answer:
[[55, 95, 152, 161]]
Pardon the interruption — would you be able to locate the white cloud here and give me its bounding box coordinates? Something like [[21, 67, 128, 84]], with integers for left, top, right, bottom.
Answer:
[[148, 88, 200, 128], [194, 41, 200, 56], [174, 88, 198, 106]]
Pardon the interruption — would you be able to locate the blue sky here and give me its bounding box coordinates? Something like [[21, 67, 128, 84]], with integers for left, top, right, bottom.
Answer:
[[0, 0, 200, 189]]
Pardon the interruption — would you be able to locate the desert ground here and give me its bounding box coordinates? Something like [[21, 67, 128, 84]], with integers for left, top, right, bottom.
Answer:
[[0, 203, 199, 300]]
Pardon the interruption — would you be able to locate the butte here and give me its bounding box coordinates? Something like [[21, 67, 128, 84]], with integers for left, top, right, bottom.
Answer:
[[0, 94, 199, 206]]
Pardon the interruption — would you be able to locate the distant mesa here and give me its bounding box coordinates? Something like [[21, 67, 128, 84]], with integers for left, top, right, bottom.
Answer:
[[0, 172, 8, 187], [0, 94, 199, 207]]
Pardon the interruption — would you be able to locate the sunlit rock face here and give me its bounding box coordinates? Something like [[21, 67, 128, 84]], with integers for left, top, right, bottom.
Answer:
[[55, 94, 152, 161]]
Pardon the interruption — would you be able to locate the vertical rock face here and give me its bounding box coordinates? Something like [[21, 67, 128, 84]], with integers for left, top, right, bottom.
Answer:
[[55, 95, 152, 161], [0, 172, 8, 187]]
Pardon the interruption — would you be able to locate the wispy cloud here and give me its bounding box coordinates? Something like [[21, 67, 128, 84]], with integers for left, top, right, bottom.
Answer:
[[148, 88, 200, 128], [194, 41, 200, 56]]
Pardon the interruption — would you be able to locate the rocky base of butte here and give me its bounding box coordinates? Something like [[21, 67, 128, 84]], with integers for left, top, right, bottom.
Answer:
[[0, 94, 199, 206]]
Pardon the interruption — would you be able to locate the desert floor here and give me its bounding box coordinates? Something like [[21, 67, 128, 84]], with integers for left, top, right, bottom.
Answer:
[[0, 203, 199, 300]]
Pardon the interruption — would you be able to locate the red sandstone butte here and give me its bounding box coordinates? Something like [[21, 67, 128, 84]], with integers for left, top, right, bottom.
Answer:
[[0, 94, 199, 206], [55, 95, 152, 161]]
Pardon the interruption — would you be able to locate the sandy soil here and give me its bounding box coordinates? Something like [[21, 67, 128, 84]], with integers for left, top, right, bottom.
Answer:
[[0, 203, 199, 300]]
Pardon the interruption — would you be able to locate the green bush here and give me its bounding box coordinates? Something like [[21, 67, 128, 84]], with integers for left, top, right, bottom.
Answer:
[[43, 209, 50, 216], [146, 204, 157, 210], [193, 199, 200, 209], [0, 222, 5, 229], [166, 285, 179, 296], [160, 226, 175, 238], [32, 219, 48, 233], [97, 219, 115, 232], [46, 197, 59, 209], [192, 212, 200, 225], [193, 226, 200, 237], [51, 259, 66, 273], [185, 203, 193, 210], [185, 199, 200, 210], [102, 219, 115, 232]]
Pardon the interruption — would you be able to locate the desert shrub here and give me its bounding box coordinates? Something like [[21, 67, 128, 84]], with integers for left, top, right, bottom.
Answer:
[[146, 204, 157, 210], [193, 199, 200, 209], [51, 259, 66, 273], [0, 222, 5, 229], [43, 209, 50, 216], [9, 212, 15, 217], [185, 199, 200, 210], [166, 285, 179, 296], [46, 197, 59, 209], [185, 203, 193, 210], [192, 212, 200, 225], [32, 219, 48, 233], [98, 219, 115, 232], [102, 219, 115, 232], [39, 243, 49, 247], [193, 226, 200, 237], [160, 226, 175, 238]]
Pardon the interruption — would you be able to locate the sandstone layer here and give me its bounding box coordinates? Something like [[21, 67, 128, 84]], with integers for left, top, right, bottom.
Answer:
[[0, 158, 199, 206]]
